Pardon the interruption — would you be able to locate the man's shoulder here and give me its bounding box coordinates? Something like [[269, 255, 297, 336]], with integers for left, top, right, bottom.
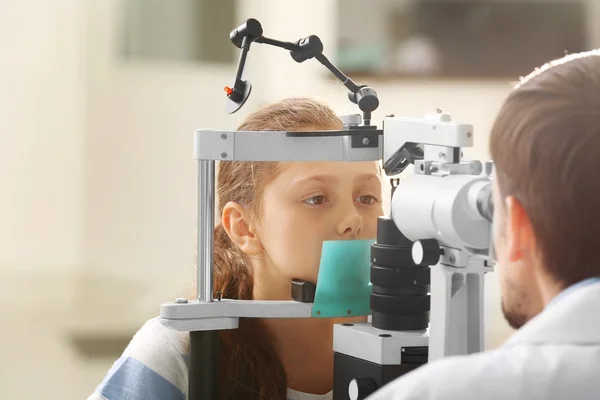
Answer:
[[368, 347, 523, 400], [368, 341, 600, 400]]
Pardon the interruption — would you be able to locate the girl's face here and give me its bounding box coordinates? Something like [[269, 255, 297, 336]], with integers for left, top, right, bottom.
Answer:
[[253, 160, 384, 297]]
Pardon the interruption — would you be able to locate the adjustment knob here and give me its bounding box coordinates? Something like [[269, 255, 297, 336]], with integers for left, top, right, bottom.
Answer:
[[426, 109, 452, 123], [342, 114, 362, 128], [412, 239, 441, 266], [291, 279, 316, 303], [349, 377, 378, 400]]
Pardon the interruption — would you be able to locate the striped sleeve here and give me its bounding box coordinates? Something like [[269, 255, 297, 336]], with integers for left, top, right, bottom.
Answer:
[[88, 318, 190, 400]]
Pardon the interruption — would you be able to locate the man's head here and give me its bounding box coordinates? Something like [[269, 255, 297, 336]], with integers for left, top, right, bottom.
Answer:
[[490, 49, 600, 329]]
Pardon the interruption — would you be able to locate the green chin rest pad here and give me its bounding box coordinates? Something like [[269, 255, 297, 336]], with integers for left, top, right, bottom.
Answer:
[[311, 239, 374, 318]]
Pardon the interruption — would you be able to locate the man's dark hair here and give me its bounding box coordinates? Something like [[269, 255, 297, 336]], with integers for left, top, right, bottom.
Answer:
[[490, 49, 600, 289]]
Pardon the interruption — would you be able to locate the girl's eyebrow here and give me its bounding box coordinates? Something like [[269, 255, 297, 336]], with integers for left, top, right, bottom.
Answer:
[[290, 175, 337, 185], [288, 173, 380, 188], [355, 173, 381, 184]]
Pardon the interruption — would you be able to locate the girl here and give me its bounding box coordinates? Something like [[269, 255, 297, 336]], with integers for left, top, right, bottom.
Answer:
[[89, 97, 384, 400]]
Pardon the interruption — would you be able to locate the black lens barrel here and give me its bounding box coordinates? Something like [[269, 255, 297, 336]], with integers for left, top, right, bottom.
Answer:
[[370, 217, 430, 331]]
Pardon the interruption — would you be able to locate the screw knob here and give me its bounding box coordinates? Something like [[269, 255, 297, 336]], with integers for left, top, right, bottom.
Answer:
[[412, 239, 441, 266], [349, 378, 378, 400]]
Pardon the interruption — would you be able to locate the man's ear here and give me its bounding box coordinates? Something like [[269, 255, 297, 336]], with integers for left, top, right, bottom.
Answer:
[[221, 201, 263, 256], [504, 196, 536, 262]]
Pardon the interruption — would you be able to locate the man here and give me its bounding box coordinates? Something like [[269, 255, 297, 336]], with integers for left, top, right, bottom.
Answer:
[[367, 49, 600, 400]]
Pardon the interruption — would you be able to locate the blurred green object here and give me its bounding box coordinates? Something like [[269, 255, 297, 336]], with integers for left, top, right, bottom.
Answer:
[[336, 43, 384, 73], [312, 239, 374, 318]]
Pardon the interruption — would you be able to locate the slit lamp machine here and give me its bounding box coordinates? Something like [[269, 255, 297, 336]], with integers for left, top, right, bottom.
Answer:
[[158, 18, 496, 400]]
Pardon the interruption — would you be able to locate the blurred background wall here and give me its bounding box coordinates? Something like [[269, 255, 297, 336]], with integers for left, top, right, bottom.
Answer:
[[1, 0, 599, 398]]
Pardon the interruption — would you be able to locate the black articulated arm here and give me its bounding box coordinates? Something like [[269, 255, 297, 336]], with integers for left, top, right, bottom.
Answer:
[[224, 18, 379, 125]]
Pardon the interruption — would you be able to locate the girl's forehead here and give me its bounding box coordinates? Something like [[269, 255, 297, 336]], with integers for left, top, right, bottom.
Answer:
[[277, 161, 380, 175], [271, 162, 382, 189]]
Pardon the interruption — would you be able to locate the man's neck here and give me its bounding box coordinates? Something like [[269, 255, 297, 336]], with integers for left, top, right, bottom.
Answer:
[[535, 267, 566, 307]]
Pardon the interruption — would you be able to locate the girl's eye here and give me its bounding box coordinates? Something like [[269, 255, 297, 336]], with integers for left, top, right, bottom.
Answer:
[[356, 195, 378, 205], [304, 195, 327, 205]]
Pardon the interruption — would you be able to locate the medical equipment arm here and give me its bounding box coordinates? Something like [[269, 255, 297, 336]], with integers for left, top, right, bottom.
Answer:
[[224, 18, 378, 125]]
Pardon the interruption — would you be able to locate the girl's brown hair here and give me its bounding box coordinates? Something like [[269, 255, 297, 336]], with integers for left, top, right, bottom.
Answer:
[[202, 97, 342, 399]]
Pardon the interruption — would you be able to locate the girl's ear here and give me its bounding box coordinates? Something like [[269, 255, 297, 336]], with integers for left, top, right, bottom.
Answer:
[[221, 202, 263, 256]]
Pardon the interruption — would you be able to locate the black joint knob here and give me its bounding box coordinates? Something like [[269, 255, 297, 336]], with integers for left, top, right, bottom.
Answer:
[[290, 35, 323, 63], [353, 86, 379, 113], [349, 378, 378, 400], [230, 18, 263, 48], [412, 239, 441, 266]]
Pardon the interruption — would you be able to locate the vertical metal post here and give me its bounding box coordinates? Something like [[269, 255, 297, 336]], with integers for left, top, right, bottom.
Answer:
[[428, 264, 452, 362], [190, 330, 220, 400], [197, 160, 215, 302], [466, 272, 484, 354], [190, 159, 219, 400]]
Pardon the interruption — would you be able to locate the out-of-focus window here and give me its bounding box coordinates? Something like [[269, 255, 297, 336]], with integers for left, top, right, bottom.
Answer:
[[119, 0, 236, 64], [336, 0, 592, 79]]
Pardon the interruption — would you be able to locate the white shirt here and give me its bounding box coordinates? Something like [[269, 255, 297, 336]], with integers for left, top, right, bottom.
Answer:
[[366, 278, 600, 400]]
